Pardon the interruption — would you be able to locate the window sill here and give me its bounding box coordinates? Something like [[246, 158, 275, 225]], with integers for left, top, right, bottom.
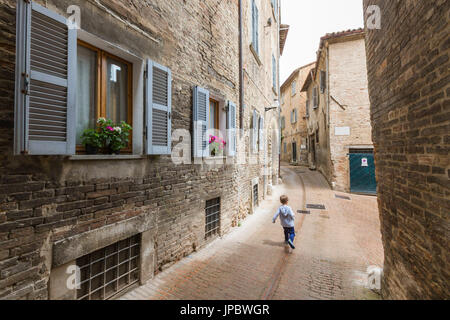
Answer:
[[68, 155, 146, 161], [205, 156, 227, 160], [249, 44, 262, 66]]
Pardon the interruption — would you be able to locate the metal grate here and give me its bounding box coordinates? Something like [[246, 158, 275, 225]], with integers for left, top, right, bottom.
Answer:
[[76, 234, 140, 300], [205, 198, 220, 239], [335, 194, 351, 200], [253, 184, 258, 207], [306, 204, 326, 210]]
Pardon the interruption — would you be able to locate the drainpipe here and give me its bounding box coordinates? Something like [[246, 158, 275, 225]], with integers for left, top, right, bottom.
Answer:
[[238, 0, 244, 132], [277, 4, 281, 181]]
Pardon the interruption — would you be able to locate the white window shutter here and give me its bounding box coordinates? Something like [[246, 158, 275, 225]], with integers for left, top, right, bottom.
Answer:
[[259, 116, 264, 151], [193, 86, 209, 158], [15, 2, 76, 155], [146, 59, 172, 155], [252, 109, 257, 153], [227, 101, 237, 157]]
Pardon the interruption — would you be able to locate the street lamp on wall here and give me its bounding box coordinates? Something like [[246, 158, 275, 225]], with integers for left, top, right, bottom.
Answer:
[[265, 99, 280, 112]]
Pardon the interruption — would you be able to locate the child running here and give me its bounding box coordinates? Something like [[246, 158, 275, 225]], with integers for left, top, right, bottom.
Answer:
[[272, 195, 296, 249]]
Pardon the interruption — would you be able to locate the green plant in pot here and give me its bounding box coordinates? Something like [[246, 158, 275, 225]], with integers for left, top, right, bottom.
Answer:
[[97, 118, 132, 154], [80, 129, 102, 154]]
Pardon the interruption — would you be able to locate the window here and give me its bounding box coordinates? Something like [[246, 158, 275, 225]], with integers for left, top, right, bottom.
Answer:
[[284, 142, 287, 153], [313, 87, 319, 109], [320, 70, 327, 93], [306, 100, 310, 118], [76, 41, 132, 151], [291, 81, 296, 96], [281, 116, 285, 129], [76, 234, 140, 300], [316, 129, 319, 143], [251, 0, 259, 56], [14, 2, 170, 156], [209, 98, 220, 132], [205, 198, 220, 239], [193, 87, 237, 158], [208, 98, 222, 157], [291, 109, 297, 124], [281, 93, 285, 105]]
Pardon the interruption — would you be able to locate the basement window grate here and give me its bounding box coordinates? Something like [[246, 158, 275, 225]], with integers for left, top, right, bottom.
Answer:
[[76, 234, 140, 300], [205, 198, 220, 239], [253, 184, 259, 208]]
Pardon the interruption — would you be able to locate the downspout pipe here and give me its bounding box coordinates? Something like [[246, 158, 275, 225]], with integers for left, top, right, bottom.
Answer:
[[238, 0, 244, 132]]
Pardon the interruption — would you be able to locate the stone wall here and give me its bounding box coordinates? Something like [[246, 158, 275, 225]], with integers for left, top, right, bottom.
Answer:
[[0, 0, 280, 299], [364, 0, 449, 299], [280, 63, 314, 166], [305, 32, 372, 192], [328, 37, 373, 192]]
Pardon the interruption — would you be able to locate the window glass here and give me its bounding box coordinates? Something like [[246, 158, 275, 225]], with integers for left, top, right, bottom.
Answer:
[[76, 45, 97, 145], [106, 57, 129, 124]]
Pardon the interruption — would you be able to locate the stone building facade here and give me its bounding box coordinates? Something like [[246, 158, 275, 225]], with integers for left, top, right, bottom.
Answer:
[[364, 0, 449, 299], [0, 0, 284, 300], [301, 29, 373, 192], [280, 62, 314, 166]]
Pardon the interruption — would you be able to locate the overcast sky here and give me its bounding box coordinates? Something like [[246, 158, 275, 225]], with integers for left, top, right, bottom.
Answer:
[[280, 0, 364, 84]]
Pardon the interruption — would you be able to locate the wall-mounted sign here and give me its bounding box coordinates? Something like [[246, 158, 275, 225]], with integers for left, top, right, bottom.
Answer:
[[362, 158, 368, 167], [335, 126, 350, 136]]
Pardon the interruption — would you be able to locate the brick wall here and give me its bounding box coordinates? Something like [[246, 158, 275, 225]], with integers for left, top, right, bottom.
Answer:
[[364, 0, 449, 299], [0, 0, 280, 299]]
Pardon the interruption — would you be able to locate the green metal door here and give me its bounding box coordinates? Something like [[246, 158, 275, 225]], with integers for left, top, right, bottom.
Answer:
[[349, 152, 377, 195]]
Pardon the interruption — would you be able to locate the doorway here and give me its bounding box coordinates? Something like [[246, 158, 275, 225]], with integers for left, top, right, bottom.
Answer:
[[292, 142, 297, 163]]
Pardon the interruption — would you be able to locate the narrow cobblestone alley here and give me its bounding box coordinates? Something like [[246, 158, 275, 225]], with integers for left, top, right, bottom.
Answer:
[[120, 166, 383, 300]]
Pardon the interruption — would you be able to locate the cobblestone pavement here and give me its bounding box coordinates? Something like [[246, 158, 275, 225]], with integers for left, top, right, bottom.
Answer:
[[120, 166, 383, 300]]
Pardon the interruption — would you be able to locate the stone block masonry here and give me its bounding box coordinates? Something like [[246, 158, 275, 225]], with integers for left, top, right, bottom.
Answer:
[[364, 0, 449, 299]]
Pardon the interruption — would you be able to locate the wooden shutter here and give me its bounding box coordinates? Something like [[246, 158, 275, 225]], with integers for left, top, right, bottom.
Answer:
[[146, 59, 172, 155], [15, 1, 76, 155], [193, 86, 209, 158], [252, 0, 259, 55], [320, 71, 326, 93], [227, 101, 237, 157], [306, 100, 310, 117], [252, 109, 257, 153], [272, 55, 276, 89], [259, 116, 264, 151], [313, 87, 318, 108]]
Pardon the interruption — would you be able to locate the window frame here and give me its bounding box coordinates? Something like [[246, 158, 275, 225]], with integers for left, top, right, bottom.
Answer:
[[76, 40, 133, 153]]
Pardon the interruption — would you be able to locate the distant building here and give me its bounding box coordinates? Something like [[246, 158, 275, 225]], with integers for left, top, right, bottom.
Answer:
[[301, 29, 375, 194], [280, 62, 315, 166]]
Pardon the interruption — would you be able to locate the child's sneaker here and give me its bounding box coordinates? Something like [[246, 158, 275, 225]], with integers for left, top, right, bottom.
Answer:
[[287, 239, 295, 249]]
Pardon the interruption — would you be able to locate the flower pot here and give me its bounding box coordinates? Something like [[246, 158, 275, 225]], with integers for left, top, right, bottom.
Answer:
[[107, 147, 120, 155], [85, 144, 99, 155]]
